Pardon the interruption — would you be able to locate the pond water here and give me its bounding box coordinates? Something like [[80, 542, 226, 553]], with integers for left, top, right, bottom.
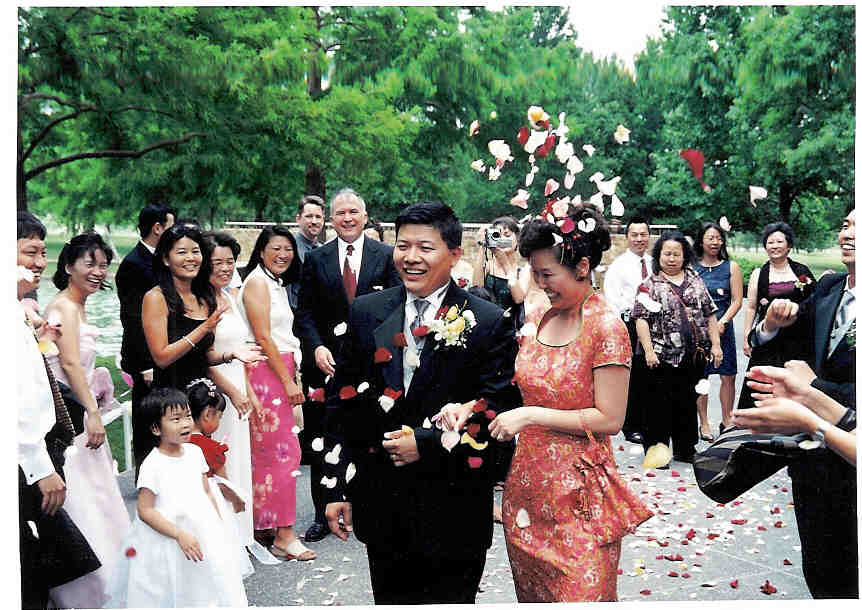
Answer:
[[36, 271, 124, 359]]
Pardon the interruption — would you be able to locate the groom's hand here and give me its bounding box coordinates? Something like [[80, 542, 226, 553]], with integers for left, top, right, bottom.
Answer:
[[382, 429, 420, 467], [325, 502, 353, 541]]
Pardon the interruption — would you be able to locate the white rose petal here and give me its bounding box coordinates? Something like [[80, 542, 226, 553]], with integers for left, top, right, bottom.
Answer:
[[345, 462, 356, 483], [564, 172, 575, 190], [325, 444, 342, 465], [551, 233, 564, 246], [551, 199, 569, 218], [610, 194, 625, 217], [524, 129, 547, 154], [405, 349, 420, 368], [636, 292, 662, 313], [357, 381, 370, 394], [510, 189, 530, 209], [422, 417, 432, 429], [333, 322, 347, 336], [515, 508, 531, 529], [589, 191, 605, 210], [589, 171, 605, 183], [488, 166, 501, 181], [272, 398, 282, 406], [321, 476, 337, 489], [566, 154, 584, 175], [546, 213, 555, 224], [544, 178, 560, 197], [18, 266, 34, 283], [555, 141, 575, 165], [373, 285, 383, 291], [719, 216, 732, 232], [525, 170, 535, 187], [292, 425, 301, 434], [27, 521, 38, 539], [441, 429, 461, 452], [488, 140, 514, 163], [749, 185, 768, 207], [577, 217, 597, 234], [519, 322, 537, 338], [614, 124, 631, 144], [582, 144, 596, 157], [291, 469, 302, 477], [378, 395, 395, 413], [597, 176, 621, 196], [112, 459, 120, 476], [311, 437, 325, 452], [470, 159, 486, 173], [695, 379, 711, 395]]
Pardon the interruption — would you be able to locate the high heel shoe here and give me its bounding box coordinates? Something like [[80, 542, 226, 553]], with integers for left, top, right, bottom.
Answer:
[[700, 429, 715, 442]]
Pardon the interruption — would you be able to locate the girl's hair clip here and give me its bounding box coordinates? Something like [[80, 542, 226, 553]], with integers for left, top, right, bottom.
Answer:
[[187, 377, 218, 398]]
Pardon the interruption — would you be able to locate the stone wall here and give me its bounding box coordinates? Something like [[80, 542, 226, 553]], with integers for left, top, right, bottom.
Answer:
[[224, 221, 666, 289]]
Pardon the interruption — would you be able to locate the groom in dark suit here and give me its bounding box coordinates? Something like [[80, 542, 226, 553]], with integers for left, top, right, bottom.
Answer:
[[115, 202, 176, 474], [751, 207, 856, 598], [321, 201, 521, 604], [294, 188, 401, 542]]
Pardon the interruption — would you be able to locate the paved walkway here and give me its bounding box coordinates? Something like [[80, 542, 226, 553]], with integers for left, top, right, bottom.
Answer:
[[116, 302, 814, 604]]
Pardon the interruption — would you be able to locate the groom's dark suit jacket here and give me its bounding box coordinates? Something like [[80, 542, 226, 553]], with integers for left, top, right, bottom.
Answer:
[[294, 237, 401, 389], [116, 241, 158, 375], [322, 281, 521, 557]]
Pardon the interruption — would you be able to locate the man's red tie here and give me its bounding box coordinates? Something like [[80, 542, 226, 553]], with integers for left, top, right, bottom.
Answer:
[[641, 257, 648, 280], [343, 244, 357, 303]]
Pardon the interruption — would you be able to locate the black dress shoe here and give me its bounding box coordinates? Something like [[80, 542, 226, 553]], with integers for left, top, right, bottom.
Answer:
[[624, 431, 644, 444], [304, 521, 330, 543]]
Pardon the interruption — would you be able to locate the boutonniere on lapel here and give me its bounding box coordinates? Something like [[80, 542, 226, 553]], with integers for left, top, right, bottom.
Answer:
[[794, 274, 813, 293], [847, 319, 856, 351], [415, 302, 477, 349]]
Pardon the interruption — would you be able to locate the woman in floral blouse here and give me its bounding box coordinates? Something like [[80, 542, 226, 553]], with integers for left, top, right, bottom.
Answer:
[[633, 231, 722, 464]]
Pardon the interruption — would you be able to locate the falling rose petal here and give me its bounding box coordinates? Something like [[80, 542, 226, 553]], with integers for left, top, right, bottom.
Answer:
[[636, 292, 662, 313], [682, 573, 691, 579], [357, 381, 370, 394], [339, 385, 357, 400], [441, 429, 461, 452], [730, 580, 739, 589], [668, 571, 679, 577], [544, 178, 560, 197], [583, 144, 595, 157], [18, 266, 35, 283], [311, 437, 325, 452], [535, 144, 549, 158], [671, 471, 680, 477], [309, 387, 325, 402], [731, 519, 747, 525], [422, 417, 432, 429], [566, 154, 584, 176], [719, 216, 732, 232], [469, 120, 480, 137], [344, 464, 356, 485], [325, 444, 342, 465], [378, 395, 395, 413], [774, 521, 784, 528], [577, 217, 597, 233], [125, 547, 137, 558], [639, 590, 651, 596], [556, 141, 575, 165], [771, 507, 781, 514], [749, 185, 768, 207], [610, 194, 625, 217], [334, 322, 347, 336], [589, 171, 605, 183], [525, 170, 535, 187], [467, 456, 483, 469], [517, 126, 529, 147], [292, 425, 301, 434], [527, 105, 550, 129], [470, 159, 486, 173], [510, 189, 530, 209], [374, 347, 393, 363], [614, 124, 631, 144], [597, 176, 621, 196], [488, 166, 501, 181], [488, 140, 514, 164], [551, 199, 569, 218], [291, 469, 302, 477], [564, 172, 575, 190], [695, 379, 711, 395], [321, 476, 337, 489], [405, 349, 420, 368], [783, 559, 792, 565], [515, 508, 531, 528], [685, 529, 697, 540], [551, 233, 564, 246], [392, 332, 407, 347], [544, 133, 556, 151], [524, 130, 547, 154], [589, 191, 605, 209], [706, 512, 715, 518], [559, 217, 575, 234], [760, 580, 777, 595], [519, 322, 537, 338]]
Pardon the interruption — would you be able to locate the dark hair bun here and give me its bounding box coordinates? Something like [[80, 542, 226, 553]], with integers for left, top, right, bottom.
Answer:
[[519, 202, 610, 271]]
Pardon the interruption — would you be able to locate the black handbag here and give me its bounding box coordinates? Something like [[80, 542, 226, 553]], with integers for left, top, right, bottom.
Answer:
[[693, 425, 824, 503]]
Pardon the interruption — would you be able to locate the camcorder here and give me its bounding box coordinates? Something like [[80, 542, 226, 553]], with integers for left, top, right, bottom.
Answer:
[[477, 227, 514, 250]]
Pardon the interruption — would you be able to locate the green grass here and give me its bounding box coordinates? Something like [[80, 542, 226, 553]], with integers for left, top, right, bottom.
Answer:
[[96, 355, 131, 472]]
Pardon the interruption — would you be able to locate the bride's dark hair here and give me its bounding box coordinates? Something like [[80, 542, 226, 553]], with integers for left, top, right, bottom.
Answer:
[[519, 203, 611, 271]]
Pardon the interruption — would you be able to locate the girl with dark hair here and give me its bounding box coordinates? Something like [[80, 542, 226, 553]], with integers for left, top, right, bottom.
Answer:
[[738, 221, 816, 412], [489, 204, 652, 602], [633, 231, 722, 463], [44, 232, 130, 608], [693, 222, 743, 439], [143, 225, 261, 393], [474, 216, 530, 327], [236, 227, 313, 560]]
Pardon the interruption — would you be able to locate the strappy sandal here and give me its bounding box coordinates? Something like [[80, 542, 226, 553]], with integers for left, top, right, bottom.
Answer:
[[271, 539, 316, 561]]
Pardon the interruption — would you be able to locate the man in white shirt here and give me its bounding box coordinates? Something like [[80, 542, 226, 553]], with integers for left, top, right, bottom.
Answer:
[[602, 216, 652, 444]]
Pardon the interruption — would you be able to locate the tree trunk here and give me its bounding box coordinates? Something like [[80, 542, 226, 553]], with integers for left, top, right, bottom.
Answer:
[[17, 126, 27, 211], [304, 6, 326, 202], [778, 183, 793, 222]]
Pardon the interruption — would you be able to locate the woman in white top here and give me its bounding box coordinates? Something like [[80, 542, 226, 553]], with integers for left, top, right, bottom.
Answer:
[[237, 226, 315, 561]]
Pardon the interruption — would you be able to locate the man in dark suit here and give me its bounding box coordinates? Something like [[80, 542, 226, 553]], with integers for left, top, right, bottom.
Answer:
[[293, 188, 401, 542], [751, 207, 856, 598], [321, 201, 521, 604], [115, 202, 176, 474]]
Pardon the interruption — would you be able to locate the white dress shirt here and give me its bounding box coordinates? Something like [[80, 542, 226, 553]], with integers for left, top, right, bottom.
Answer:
[[338, 234, 365, 282], [603, 249, 653, 315], [402, 282, 449, 392], [140, 239, 156, 255], [17, 303, 57, 485]]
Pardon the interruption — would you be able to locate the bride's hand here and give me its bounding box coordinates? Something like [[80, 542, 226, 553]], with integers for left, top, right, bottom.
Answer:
[[488, 407, 534, 442], [431, 401, 475, 431]]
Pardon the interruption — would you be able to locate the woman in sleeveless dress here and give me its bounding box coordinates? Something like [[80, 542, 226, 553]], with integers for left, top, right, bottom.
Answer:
[[738, 222, 816, 412], [237, 226, 314, 561], [692, 222, 743, 439], [489, 205, 652, 602], [203, 231, 278, 565], [44, 232, 131, 608]]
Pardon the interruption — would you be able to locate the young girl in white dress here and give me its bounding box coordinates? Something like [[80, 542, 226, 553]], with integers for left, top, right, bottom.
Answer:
[[105, 387, 248, 608]]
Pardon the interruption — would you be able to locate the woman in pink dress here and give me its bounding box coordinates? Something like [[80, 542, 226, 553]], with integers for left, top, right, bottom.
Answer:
[[489, 205, 652, 602], [237, 227, 314, 561], [44, 232, 131, 608]]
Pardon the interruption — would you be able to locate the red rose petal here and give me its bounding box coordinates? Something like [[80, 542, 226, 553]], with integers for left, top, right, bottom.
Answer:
[[707, 533, 720, 540], [774, 521, 784, 528], [671, 471, 680, 477], [617, 568, 623, 575], [783, 559, 793, 566], [682, 573, 691, 579], [730, 579, 739, 589], [457, 278, 467, 287], [781, 487, 788, 492], [639, 590, 651, 596], [309, 387, 326, 402], [681, 540, 689, 546], [559, 217, 575, 234], [658, 540, 669, 547], [383, 387, 403, 400], [685, 529, 696, 540], [760, 580, 777, 595], [412, 325, 429, 337], [705, 512, 715, 518], [732, 500, 742, 506], [485, 409, 497, 419], [472, 398, 488, 413], [125, 546, 137, 558], [467, 423, 481, 438], [467, 456, 483, 469], [771, 507, 781, 514], [374, 347, 393, 363], [339, 385, 357, 400], [646, 472, 656, 477], [656, 555, 664, 560], [535, 144, 549, 158], [731, 519, 747, 525], [517, 126, 529, 147], [668, 571, 679, 577], [392, 332, 408, 347], [757, 525, 767, 531], [435, 306, 449, 319], [677, 487, 687, 492]]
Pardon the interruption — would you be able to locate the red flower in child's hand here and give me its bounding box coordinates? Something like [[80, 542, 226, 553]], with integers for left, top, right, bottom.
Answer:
[[374, 347, 393, 363], [339, 386, 357, 400], [472, 398, 488, 413], [392, 332, 408, 347]]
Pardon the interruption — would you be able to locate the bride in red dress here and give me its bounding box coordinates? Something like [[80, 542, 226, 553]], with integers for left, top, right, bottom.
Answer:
[[489, 204, 652, 602]]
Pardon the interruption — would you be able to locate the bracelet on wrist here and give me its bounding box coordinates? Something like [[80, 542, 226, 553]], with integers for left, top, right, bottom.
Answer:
[[836, 408, 857, 432]]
